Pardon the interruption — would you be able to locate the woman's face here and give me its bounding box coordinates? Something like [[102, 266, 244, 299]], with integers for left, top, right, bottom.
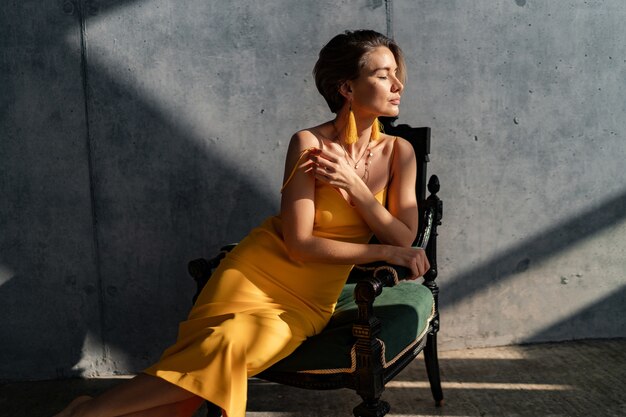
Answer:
[[347, 46, 404, 118]]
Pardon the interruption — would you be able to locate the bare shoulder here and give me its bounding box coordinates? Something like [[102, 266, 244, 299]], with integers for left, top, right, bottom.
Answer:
[[393, 135, 415, 153], [375, 133, 415, 159], [380, 136, 415, 166], [384, 135, 416, 179], [288, 126, 326, 152]]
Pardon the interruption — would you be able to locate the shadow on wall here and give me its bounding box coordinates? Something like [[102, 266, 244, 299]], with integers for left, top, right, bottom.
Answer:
[[2, 0, 624, 382], [0, 0, 276, 379], [526, 284, 626, 343], [441, 189, 626, 342]]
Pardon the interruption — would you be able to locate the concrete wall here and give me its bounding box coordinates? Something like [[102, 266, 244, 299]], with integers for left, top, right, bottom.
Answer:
[[0, 0, 624, 380], [393, 0, 626, 349]]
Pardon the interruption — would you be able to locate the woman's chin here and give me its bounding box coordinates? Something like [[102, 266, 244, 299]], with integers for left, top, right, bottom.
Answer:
[[380, 108, 400, 118]]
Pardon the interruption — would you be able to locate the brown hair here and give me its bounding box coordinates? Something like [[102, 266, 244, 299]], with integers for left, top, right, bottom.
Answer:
[[313, 30, 406, 113]]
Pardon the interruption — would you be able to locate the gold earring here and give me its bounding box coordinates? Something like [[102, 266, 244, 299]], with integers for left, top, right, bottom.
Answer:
[[344, 104, 358, 144], [371, 118, 382, 141]]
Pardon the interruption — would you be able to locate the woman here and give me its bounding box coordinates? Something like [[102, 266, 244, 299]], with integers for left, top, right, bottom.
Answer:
[[55, 29, 429, 417]]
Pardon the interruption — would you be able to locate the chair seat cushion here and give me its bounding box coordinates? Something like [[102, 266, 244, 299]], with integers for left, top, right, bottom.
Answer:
[[268, 280, 435, 373]]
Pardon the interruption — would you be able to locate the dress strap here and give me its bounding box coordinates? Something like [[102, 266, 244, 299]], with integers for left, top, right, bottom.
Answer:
[[280, 147, 316, 192], [388, 136, 399, 180]]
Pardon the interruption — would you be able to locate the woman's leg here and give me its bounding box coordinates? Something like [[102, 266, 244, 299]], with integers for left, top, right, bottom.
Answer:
[[53, 396, 93, 417], [53, 373, 199, 417], [117, 396, 205, 417]]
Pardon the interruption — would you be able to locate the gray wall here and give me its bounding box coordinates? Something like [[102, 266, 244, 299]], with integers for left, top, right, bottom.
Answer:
[[1, 0, 624, 380]]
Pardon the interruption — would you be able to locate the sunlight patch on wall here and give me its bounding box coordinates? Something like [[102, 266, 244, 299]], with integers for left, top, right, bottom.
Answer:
[[63, 0, 284, 195], [0, 264, 15, 287], [440, 208, 626, 349], [71, 331, 132, 377]]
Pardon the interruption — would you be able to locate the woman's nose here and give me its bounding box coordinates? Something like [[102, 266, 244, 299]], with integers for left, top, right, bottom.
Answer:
[[391, 76, 403, 93]]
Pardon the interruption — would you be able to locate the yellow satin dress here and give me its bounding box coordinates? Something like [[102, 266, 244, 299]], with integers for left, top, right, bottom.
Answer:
[[145, 150, 387, 417]]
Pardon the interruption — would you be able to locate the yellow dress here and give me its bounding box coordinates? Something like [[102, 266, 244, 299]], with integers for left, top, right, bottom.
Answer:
[[145, 151, 387, 417]]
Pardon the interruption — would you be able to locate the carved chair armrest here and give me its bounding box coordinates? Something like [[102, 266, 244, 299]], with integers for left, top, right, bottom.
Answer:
[[353, 175, 442, 300], [351, 199, 436, 295], [350, 175, 442, 387]]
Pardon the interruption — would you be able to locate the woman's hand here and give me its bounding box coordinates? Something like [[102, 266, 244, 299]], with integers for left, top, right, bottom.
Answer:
[[385, 246, 430, 279], [307, 146, 363, 193]]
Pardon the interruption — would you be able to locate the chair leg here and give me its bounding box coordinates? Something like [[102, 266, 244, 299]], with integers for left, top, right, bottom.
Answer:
[[353, 399, 391, 417], [423, 332, 444, 407]]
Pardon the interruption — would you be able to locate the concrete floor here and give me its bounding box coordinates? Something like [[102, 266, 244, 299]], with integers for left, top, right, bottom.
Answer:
[[2, 339, 624, 417]]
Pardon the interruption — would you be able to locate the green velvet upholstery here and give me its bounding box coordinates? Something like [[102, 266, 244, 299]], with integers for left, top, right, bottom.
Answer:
[[269, 281, 435, 373]]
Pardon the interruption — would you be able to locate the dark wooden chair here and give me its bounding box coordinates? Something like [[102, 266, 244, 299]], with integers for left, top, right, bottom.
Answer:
[[188, 119, 443, 417]]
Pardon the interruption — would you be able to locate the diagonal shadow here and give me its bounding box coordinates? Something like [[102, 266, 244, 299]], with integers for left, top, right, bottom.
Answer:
[[3, 0, 394, 381], [2, 0, 624, 384], [525, 284, 626, 343], [441, 189, 626, 311], [76, 46, 278, 371], [1, 0, 101, 380], [0, 0, 277, 379]]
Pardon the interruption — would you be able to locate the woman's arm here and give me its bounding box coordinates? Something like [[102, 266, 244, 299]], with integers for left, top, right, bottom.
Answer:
[[308, 137, 418, 247], [280, 130, 385, 264], [280, 131, 428, 278], [344, 138, 418, 247]]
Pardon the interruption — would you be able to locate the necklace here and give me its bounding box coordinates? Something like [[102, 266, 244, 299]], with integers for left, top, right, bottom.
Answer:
[[340, 138, 374, 181], [341, 140, 372, 169], [330, 120, 375, 181]]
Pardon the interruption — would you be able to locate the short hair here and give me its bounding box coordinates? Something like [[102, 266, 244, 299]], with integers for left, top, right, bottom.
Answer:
[[313, 30, 406, 113]]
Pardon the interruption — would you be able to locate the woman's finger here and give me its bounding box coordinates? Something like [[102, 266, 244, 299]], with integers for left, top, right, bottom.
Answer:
[[315, 149, 339, 163], [310, 155, 336, 173]]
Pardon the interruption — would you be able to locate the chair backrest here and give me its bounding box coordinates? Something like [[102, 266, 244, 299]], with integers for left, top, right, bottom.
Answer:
[[379, 119, 441, 335], [380, 117, 430, 204], [379, 118, 432, 248]]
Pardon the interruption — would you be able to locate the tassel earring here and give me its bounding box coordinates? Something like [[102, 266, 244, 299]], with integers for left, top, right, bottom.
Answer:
[[343, 104, 358, 145], [371, 118, 382, 141]]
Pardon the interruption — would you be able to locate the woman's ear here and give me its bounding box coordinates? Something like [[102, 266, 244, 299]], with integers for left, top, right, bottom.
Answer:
[[339, 81, 353, 99]]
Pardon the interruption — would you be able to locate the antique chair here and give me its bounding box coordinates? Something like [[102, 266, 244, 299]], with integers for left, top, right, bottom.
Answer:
[[188, 120, 443, 417]]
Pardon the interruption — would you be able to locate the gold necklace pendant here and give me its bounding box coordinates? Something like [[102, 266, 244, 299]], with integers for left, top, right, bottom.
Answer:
[[342, 138, 371, 169], [354, 150, 374, 169], [341, 143, 374, 182]]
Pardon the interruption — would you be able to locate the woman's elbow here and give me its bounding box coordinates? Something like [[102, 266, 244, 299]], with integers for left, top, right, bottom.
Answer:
[[285, 246, 307, 263], [284, 236, 312, 263]]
